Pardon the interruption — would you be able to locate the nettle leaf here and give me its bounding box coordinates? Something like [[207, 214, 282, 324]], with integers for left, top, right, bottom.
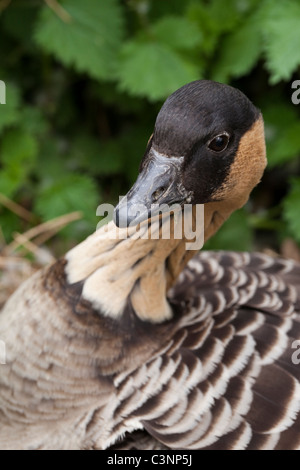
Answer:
[[0, 83, 21, 133], [283, 179, 300, 243], [186, 0, 243, 56], [118, 41, 200, 101], [35, 174, 100, 226], [207, 0, 243, 31], [0, 129, 38, 197], [263, 101, 300, 168], [152, 16, 202, 51], [186, 3, 220, 55], [212, 18, 262, 82], [34, 0, 124, 80], [260, 0, 300, 83]]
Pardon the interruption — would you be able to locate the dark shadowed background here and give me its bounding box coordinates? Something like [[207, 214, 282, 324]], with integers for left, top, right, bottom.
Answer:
[[0, 0, 300, 266]]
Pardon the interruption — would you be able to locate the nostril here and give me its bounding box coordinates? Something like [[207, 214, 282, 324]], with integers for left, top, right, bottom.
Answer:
[[113, 205, 129, 228], [151, 186, 167, 203]]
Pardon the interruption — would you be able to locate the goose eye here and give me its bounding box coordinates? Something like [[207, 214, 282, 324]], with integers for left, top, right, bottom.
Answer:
[[208, 133, 230, 152]]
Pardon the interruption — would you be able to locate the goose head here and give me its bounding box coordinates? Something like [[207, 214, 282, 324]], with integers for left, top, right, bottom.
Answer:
[[115, 80, 266, 228], [66, 80, 266, 323]]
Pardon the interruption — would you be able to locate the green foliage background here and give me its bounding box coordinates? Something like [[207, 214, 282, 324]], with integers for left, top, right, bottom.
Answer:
[[0, 0, 300, 255]]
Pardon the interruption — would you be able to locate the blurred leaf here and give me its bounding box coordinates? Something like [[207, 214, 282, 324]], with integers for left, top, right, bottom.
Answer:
[[20, 107, 48, 136], [186, 2, 220, 55], [34, 138, 69, 185], [35, 173, 100, 224], [284, 179, 300, 243], [35, 0, 124, 80], [70, 134, 123, 176], [263, 101, 300, 167], [260, 0, 300, 83], [149, 0, 187, 19], [0, 83, 21, 133], [118, 40, 200, 101], [0, 129, 38, 197], [1, 2, 38, 47], [0, 210, 22, 244], [213, 18, 262, 82], [207, 0, 242, 31], [204, 209, 253, 251], [186, 0, 242, 55], [118, 123, 151, 182], [152, 16, 202, 51]]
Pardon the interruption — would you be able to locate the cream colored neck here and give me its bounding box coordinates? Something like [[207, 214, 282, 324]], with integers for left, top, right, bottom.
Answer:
[[65, 200, 242, 323]]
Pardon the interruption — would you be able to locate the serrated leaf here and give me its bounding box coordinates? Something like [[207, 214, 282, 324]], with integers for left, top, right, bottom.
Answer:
[[34, 0, 124, 80], [118, 41, 200, 101], [186, 3, 220, 55], [152, 16, 202, 51], [212, 18, 262, 82], [35, 174, 100, 225], [260, 0, 300, 83], [283, 179, 300, 243], [0, 83, 21, 133], [186, 0, 243, 56], [0, 129, 38, 197]]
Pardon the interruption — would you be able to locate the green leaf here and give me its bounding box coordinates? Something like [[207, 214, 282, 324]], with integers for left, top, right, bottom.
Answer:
[[205, 209, 253, 251], [0, 83, 21, 133], [186, 0, 245, 56], [33, 138, 69, 188], [20, 107, 48, 136], [0, 129, 38, 197], [34, 0, 124, 80], [212, 18, 262, 82], [152, 16, 202, 51], [149, 0, 187, 19], [260, 0, 300, 83], [1, 2, 39, 47], [283, 179, 300, 243], [0, 210, 22, 244], [118, 41, 200, 101], [262, 101, 300, 167], [186, 3, 220, 55], [206, 0, 243, 31], [35, 174, 100, 228], [70, 134, 123, 176]]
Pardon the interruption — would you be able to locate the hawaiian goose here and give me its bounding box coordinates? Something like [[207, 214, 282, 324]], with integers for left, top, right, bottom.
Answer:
[[0, 80, 300, 450]]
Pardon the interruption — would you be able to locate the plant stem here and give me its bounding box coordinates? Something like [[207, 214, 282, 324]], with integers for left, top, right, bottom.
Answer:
[[44, 0, 72, 23]]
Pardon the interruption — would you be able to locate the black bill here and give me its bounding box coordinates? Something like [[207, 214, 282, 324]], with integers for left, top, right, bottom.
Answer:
[[114, 149, 193, 228]]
